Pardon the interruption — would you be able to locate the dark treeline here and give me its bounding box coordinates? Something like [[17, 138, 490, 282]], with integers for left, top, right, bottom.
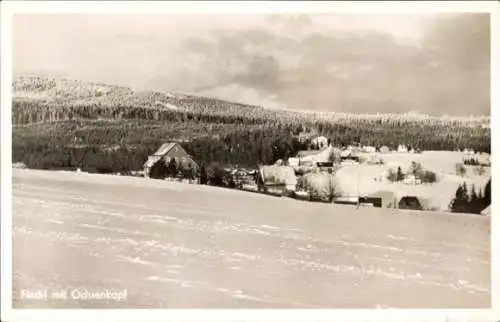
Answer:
[[13, 101, 491, 150], [13, 120, 308, 172], [449, 179, 491, 214], [12, 99, 491, 173]]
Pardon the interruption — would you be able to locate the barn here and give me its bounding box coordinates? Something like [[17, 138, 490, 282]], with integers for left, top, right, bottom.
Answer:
[[398, 196, 430, 211], [143, 142, 199, 179], [361, 190, 398, 208], [257, 165, 297, 195]]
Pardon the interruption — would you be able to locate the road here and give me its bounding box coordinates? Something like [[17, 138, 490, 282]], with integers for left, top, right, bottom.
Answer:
[[12, 170, 490, 308]]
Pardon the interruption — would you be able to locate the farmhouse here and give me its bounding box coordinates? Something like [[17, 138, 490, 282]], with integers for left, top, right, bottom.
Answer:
[[311, 136, 329, 149], [296, 146, 339, 166], [143, 142, 198, 178], [340, 149, 360, 164], [362, 146, 376, 153], [258, 165, 297, 195], [379, 146, 390, 153]]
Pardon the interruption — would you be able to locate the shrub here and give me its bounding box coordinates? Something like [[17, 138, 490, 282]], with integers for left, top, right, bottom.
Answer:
[[409, 161, 423, 176], [199, 164, 208, 184], [420, 170, 437, 183], [386, 168, 398, 182], [455, 163, 466, 177], [397, 166, 405, 181], [149, 158, 168, 179]]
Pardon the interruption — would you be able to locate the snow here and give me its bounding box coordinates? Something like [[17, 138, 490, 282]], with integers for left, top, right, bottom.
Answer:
[[12, 169, 490, 308]]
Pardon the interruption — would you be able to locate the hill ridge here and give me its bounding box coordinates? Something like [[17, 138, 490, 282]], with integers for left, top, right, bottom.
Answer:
[[12, 75, 491, 123]]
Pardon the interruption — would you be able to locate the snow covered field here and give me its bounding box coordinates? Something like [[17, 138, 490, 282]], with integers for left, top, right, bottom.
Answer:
[[12, 169, 490, 308]]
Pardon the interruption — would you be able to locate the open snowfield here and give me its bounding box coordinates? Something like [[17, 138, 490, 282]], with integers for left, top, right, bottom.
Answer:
[[12, 169, 490, 308], [337, 151, 491, 210]]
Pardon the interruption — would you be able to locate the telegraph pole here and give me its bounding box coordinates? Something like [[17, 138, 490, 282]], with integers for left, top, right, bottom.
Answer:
[[356, 164, 360, 209]]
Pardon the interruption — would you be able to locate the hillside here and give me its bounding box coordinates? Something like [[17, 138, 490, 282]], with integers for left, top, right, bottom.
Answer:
[[13, 76, 491, 126], [13, 169, 490, 308], [13, 76, 263, 114], [12, 76, 491, 173]]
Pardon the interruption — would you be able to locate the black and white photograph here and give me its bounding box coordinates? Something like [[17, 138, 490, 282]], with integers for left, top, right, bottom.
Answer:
[[1, 1, 497, 320]]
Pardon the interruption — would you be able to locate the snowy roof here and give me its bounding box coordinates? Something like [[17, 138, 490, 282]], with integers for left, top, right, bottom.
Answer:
[[297, 150, 322, 157], [153, 142, 177, 156], [143, 142, 179, 169]]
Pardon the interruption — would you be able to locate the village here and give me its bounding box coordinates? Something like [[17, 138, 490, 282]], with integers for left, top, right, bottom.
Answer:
[[140, 135, 491, 215]]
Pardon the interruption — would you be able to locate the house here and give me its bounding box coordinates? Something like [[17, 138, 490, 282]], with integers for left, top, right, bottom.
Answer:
[[403, 175, 421, 185], [258, 165, 297, 195], [362, 191, 397, 208], [316, 161, 334, 169], [340, 149, 360, 163], [297, 150, 322, 158], [340, 149, 351, 158], [481, 205, 491, 216], [398, 196, 430, 211], [296, 146, 339, 166], [333, 196, 359, 205], [379, 146, 390, 153], [311, 136, 329, 149], [362, 146, 376, 153], [143, 142, 198, 178]]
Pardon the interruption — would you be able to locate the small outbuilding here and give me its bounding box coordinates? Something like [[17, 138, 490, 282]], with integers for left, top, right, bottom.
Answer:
[[398, 196, 430, 211], [364, 190, 398, 208], [379, 146, 390, 153], [258, 165, 298, 195]]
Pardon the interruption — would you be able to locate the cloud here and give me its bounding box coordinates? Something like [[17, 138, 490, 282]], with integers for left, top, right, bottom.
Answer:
[[13, 13, 490, 115]]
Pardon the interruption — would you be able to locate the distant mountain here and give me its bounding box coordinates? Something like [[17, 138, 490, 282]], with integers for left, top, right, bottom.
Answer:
[[12, 76, 491, 125], [12, 76, 264, 114]]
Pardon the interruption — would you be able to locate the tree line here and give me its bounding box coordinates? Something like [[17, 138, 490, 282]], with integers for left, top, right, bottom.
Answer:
[[449, 179, 491, 214], [13, 100, 491, 169]]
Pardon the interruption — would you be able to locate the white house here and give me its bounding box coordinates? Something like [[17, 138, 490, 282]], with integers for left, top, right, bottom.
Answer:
[[362, 146, 376, 153], [311, 136, 329, 149]]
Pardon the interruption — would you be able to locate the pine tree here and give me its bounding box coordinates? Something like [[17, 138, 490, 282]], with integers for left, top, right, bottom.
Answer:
[[470, 184, 481, 213], [484, 178, 491, 205], [167, 158, 178, 178], [450, 183, 469, 213], [397, 166, 404, 181]]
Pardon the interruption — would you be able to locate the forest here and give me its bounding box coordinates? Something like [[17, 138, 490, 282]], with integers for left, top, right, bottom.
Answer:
[[12, 76, 491, 173], [12, 99, 491, 174], [449, 179, 491, 214]]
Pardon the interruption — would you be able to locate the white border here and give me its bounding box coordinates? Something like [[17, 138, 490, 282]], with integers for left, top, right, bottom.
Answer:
[[1, 1, 499, 322]]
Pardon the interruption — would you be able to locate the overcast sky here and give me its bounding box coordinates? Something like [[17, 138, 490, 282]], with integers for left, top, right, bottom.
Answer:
[[13, 13, 490, 116]]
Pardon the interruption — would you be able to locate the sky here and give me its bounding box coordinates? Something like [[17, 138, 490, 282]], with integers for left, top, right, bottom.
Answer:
[[13, 13, 490, 116]]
